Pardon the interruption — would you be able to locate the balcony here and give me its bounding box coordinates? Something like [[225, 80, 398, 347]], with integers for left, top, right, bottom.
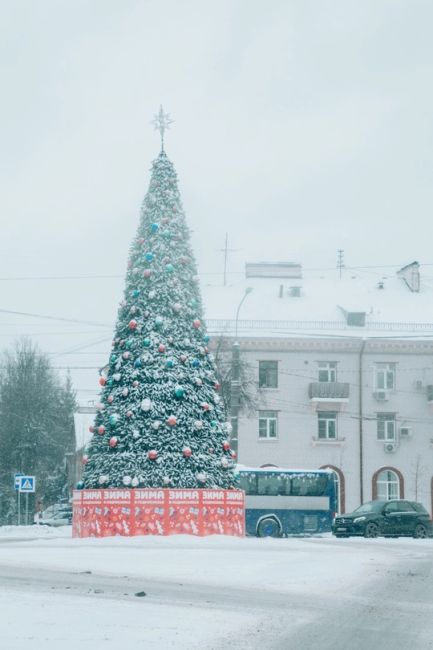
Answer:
[[308, 382, 350, 411]]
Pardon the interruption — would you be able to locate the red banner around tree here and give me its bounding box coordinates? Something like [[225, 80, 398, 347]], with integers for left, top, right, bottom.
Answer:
[[72, 489, 245, 537]]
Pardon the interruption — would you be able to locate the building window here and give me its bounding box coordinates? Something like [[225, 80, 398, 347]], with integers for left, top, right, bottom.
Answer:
[[318, 412, 337, 439], [259, 410, 278, 439], [376, 469, 400, 500], [318, 362, 337, 383], [377, 414, 396, 441], [259, 361, 278, 388], [375, 363, 396, 390]]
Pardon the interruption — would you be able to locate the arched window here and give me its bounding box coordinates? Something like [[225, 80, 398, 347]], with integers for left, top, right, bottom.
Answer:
[[319, 465, 345, 514], [376, 469, 400, 500]]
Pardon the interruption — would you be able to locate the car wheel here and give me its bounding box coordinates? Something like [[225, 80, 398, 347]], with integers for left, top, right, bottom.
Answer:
[[364, 522, 379, 538], [413, 524, 428, 539], [257, 518, 281, 538]]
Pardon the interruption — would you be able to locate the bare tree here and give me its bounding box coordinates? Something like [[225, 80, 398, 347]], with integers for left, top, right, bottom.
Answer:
[[211, 335, 261, 417]]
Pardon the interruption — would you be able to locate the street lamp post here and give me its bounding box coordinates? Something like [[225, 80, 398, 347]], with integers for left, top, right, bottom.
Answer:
[[230, 287, 253, 457]]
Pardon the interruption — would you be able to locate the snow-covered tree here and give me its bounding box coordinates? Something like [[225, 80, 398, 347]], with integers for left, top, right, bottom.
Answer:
[[0, 339, 77, 522], [82, 150, 236, 490]]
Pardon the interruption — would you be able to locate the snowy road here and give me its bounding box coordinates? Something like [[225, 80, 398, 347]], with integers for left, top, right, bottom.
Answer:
[[0, 528, 432, 649]]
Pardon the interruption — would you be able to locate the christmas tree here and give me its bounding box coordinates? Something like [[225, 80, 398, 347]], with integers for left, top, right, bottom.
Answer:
[[82, 109, 236, 490]]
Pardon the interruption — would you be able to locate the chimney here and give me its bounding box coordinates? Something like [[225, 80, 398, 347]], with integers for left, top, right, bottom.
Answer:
[[397, 261, 420, 293]]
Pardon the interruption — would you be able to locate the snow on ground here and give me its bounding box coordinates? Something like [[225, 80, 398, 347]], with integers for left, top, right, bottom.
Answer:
[[0, 526, 432, 649]]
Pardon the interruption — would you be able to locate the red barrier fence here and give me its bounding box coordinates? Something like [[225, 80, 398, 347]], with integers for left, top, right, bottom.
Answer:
[[72, 488, 245, 538]]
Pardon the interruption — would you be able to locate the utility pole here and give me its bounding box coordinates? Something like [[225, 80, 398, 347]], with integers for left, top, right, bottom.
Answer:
[[219, 233, 238, 286], [337, 249, 345, 279]]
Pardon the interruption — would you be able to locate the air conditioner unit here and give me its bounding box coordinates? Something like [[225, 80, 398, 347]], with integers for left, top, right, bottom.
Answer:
[[374, 390, 389, 401], [384, 442, 397, 453], [400, 426, 412, 438]]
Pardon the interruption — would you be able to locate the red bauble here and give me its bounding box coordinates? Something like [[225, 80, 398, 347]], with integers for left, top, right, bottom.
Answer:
[[230, 450, 237, 459], [132, 380, 139, 388], [201, 402, 210, 411], [214, 381, 221, 391], [162, 217, 170, 224], [182, 447, 192, 458], [107, 395, 114, 404], [81, 455, 89, 465], [180, 354, 187, 363], [223, 441, 230, 451], [166, 415, 177, 426], [148, 449, 158, 460], [192, 319, 201, 329], [138, 237, 145, 245], [143, 269, 152, 278], [99, 377, 106, 386], [126, 410, 133, 418], [88, 425, 95, 433], [98, 425, 105, 435], [158, 344, 166, 353], [109, 436, 118, 448], [128, 319, 138, 330]]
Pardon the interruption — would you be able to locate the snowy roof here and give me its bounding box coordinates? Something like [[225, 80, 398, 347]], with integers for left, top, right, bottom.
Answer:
[[202, 263, 433, 338]]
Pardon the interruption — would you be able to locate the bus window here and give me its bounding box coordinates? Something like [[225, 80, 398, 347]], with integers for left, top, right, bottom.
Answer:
[[290, 475, 327, 496], [257, 474, 288, 496], [257, 474, 278, 495], [240, 473, 258, 495]]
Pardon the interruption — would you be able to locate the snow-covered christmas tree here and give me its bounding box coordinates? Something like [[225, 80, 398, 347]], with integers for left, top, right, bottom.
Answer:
[[81, 108, 236, 491]]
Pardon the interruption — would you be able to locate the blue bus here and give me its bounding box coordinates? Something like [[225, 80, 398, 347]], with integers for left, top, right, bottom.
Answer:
[[237, 466, 337, 537]]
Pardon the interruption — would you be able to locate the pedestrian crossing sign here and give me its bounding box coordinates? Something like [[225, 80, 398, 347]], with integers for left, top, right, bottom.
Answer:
[[19, 476, 35, 493]]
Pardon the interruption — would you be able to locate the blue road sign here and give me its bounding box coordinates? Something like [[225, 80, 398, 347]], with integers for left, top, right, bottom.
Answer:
[[14, 472, 24, 490], [19, 476, 35, 493]]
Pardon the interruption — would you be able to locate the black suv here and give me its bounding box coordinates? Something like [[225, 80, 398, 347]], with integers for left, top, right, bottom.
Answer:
[[332, 500, 433, 538]]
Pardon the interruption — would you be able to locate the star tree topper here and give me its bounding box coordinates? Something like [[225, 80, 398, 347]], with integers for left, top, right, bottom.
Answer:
[[152, 105, 174, 150]]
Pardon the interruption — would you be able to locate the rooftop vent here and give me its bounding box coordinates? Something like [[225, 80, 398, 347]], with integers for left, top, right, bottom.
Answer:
[[338, 306, 366, 327], [397, 261, 420, 293], [246, 262, 302, 279]]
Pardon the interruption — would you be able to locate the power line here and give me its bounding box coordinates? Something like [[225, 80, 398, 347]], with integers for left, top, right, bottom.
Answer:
[[0, 308, 111, 327]]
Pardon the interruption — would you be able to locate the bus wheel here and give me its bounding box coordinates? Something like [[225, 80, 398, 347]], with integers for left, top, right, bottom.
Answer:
[[257, 518, 281, 538]]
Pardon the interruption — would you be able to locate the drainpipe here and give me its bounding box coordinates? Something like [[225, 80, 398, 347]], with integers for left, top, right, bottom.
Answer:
[[359, 338, 367, 504]]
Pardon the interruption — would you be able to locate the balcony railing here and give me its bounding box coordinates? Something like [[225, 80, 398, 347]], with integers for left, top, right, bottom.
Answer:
[[428, 385, 433, 403], [308, 382, 350, 401]]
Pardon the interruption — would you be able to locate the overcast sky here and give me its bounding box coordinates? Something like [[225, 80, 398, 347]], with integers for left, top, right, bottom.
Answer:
[[1, 0, 433, 401]]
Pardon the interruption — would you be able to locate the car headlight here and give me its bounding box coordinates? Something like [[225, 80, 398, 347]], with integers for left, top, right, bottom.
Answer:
[[353, 516, 366, 524]]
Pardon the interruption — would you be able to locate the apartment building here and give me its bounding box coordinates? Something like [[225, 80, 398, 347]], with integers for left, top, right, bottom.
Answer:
[[205, 261, 433, 515]]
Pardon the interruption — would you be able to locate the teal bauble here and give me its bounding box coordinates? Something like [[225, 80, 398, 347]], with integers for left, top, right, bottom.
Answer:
[[145, 252, 154, 262], [154, 316, 163, 329], [109, 413, 119, 426], [151, 223, 159, 233], [165, 358, 175, 369], [174, 385, 185, 399], [165, 263, 174, 273], [210, 420, 218, 428], [143, 338, 151, 348], [110, 354, 117, 363]]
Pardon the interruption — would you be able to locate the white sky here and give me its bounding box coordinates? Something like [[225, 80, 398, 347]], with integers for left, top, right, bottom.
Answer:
[[1, 0, 433, 400]]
